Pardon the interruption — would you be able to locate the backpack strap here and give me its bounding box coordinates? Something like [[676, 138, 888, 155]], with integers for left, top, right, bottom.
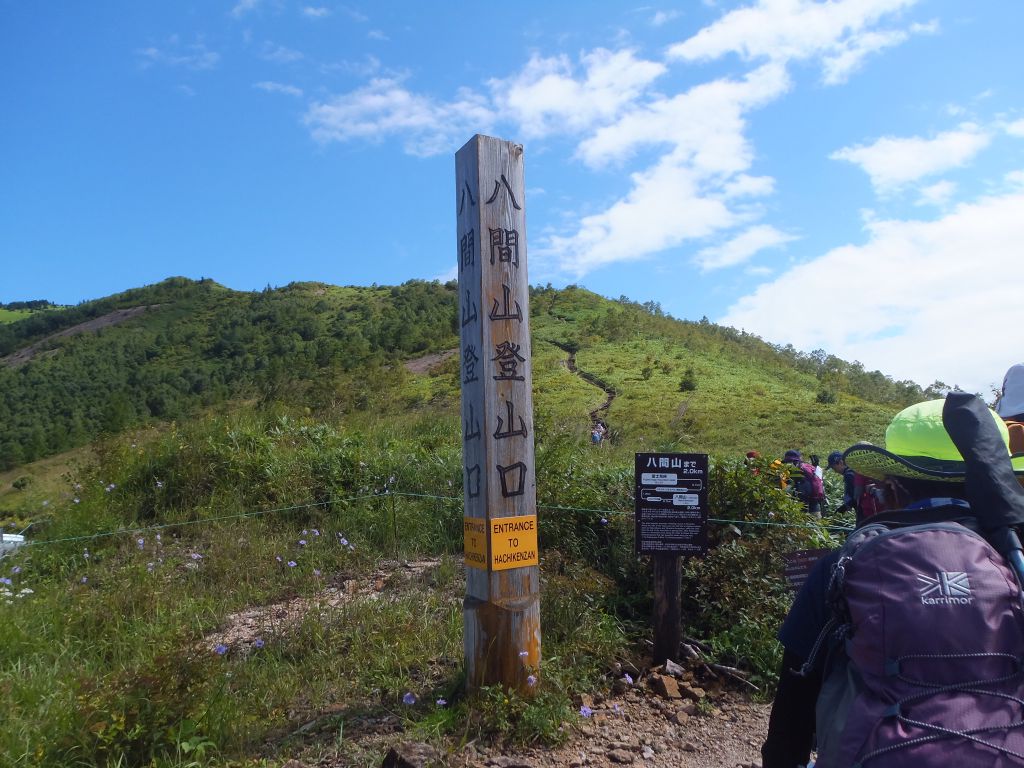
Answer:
[[1007, 420, 1024, 456]]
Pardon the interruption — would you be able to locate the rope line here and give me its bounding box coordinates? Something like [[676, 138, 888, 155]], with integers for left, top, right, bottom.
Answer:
[[11, 490, 851, 548]]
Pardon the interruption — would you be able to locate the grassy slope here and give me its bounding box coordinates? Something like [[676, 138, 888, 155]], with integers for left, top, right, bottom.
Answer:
[[0, 308, 34, 323], [0, 281, 913, 767]]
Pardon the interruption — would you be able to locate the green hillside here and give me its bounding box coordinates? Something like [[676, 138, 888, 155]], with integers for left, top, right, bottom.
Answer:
[[0, 278, 941, 767], [0, 277, 932, 472], [0, 277, 460, 468]]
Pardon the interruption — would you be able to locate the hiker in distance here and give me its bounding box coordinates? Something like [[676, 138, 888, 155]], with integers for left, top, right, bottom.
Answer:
[[782, 449, 825, 517], [827, 450, 885, 524], [762, 397, 1024, 768]]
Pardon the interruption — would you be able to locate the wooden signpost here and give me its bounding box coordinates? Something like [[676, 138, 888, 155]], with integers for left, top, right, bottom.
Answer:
[[457, 135, 540, 692], [635, 453, 709, 665]]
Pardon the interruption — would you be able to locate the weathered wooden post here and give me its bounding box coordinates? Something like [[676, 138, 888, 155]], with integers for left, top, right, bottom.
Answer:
[[457, 135, 541, 692]]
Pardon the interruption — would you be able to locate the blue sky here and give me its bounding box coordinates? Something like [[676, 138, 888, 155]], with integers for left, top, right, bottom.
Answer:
[[2, 1, 1023, 394]]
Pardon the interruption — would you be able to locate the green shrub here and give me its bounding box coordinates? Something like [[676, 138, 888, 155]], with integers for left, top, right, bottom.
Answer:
[[678, 368, 698, 392], [816, 388, 837, 404]]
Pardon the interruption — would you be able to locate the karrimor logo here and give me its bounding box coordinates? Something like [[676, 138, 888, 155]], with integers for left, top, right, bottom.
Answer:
[[917, 571, 974, 605]]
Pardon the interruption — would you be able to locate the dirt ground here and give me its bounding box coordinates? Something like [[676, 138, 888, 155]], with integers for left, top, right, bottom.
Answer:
[[456, 690, 768, 768], [0, 304, 157, 368], [220, 560, 771, 768], [297, 684, 769, 768], [403, 349, 457, 374]]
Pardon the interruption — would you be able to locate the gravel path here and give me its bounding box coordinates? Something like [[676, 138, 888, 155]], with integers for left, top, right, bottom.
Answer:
[[305, 679, 769, 768], [455, 689, 768, 768]]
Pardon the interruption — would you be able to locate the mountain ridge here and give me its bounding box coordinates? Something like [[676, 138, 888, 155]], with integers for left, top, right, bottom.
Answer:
[[0, 276, 936, 471]]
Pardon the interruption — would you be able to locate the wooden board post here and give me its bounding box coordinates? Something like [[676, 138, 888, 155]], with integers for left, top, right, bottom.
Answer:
[[456, 135, 541, 693], [652, 554, 681, 666]]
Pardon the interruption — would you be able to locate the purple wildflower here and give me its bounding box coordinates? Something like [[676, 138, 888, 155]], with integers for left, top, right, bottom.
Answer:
[[338, 536, 349, 547], [80, 576, 88, 584], [275, 555, 283, 562], [580, 705, 593, 718], [254, 638, 265, 649], [600, 517, 608, 525], [402, 692, 416, 705], [137, 538, 145, 549], [190, 552, 203, 560], [312, 529, 320, 536], [302, 529, 308, 535], [298, 540, 307, 546], [287, 561, 297, 568], [214, 644, 228, 655], [527, 674, 537, 687], [11, 566, 21, 575], [436, 698, 447, 707], [313, 569, 322, 577], [0, 578, 11, 585], [613, 703, 622, 714], [623, 673, 634, 685]]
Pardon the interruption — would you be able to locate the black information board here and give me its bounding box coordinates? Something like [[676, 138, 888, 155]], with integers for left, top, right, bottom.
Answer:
[[782, 548, 834, 594], [634, 453, 709, 556]]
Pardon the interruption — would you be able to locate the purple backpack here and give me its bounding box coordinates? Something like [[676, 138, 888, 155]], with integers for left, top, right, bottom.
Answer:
[[813, 521, 1024, 767], [795, 462, 825, 502]]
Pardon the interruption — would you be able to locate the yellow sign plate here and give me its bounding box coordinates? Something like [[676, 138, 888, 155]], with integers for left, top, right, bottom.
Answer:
[[463, 517, 488, 570], [489, 515, 539, 571]]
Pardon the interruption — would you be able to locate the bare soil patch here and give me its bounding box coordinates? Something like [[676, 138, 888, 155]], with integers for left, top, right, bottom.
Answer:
[[404, 350, 457, 374], [0, 305, 158, 368]]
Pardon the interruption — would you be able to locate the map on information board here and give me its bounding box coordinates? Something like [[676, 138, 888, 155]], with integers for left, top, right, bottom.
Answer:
[[634, 453, 709, 556]]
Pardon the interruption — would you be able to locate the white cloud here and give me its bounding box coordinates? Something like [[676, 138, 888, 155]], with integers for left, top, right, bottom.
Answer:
[[1006, 119, 1024, 137], [652, 10, 682, 26], [915, 179, 955, 207], [302, 6, 331, 18], [254, 81, 303, 97], [321, 54, 381, 78], [695, 224, 797, 271], [575, 61, 788, 168], [538, 63, 789, 276], [719, 192, 1024, 392], [136, 42, 220, 70], [231, 0, 260, 18], [667, 0, 920, 84], [340, 5, 369, 22], [539, 158, 739, 276], [830, 123, 991, 193], [261, 43, 304, 63], [722, 174, 776, 198], [820, 27, 907, 85], [304, 78, 495, 157], [368, 29, 389, 41], [487, 49, 666, 140], [1006, 170, 1024, 188]]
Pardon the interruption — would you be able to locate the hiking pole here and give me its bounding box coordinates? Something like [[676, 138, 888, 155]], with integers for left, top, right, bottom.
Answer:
[[943, 392, 1024, 590]]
